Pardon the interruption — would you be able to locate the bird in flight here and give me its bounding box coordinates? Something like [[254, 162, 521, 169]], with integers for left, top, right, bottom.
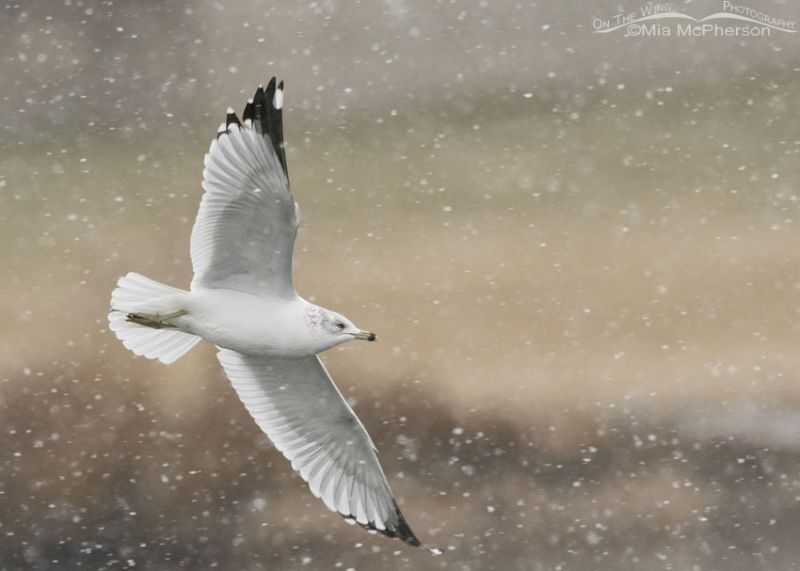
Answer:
[[108, 77, 440, 555]]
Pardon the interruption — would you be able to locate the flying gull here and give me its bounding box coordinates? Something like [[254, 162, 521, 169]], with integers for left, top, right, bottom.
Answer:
[[108, 77, 441, 555]]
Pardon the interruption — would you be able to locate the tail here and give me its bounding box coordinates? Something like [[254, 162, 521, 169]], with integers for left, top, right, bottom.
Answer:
[[108, 272, 201, 365]]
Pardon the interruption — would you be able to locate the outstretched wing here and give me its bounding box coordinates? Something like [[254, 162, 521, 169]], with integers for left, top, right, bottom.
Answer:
[[190, 78, 298, 298], [217, 349, 440, 554]]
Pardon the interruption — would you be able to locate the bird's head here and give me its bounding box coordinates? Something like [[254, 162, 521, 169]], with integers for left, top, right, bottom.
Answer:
[[304, 305, 376, 351], [329, 313, 377, 342]]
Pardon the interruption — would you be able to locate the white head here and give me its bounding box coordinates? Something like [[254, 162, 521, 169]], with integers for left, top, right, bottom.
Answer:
[[304, 305, 376, 353]]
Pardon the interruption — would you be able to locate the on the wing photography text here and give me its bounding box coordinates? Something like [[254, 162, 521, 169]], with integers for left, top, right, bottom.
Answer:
[[592, 1, 796, 38]]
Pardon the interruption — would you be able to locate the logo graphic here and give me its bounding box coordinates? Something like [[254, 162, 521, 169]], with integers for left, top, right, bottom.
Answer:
[[592, 1, 796, 38]]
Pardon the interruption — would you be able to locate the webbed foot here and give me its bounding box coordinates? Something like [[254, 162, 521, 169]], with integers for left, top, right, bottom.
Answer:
[[126, 309, 187, 329]]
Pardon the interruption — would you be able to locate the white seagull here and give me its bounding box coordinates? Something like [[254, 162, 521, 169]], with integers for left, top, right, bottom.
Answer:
[[108, 77, 440, 555]]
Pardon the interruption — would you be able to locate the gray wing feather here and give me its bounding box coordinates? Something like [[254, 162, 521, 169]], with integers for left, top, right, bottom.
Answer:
[[190, 87, 297, 298], [217, 349, 437, 551]]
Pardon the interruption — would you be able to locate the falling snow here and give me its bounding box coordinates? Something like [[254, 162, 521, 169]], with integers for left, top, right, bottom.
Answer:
[[2, 1, 799, 570]]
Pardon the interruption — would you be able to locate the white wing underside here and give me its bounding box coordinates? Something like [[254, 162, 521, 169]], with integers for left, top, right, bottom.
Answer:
[[217, 350, 420, 539], [191, 122, 298, 298]]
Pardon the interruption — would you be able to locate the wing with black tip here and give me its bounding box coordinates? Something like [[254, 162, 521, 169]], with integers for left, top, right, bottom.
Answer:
[[190, 78, 298, 297], [217, 350, 442, 555]]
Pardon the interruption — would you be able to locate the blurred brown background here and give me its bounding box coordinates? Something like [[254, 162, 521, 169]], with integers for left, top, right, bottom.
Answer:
[[2, 0, 800, 569]]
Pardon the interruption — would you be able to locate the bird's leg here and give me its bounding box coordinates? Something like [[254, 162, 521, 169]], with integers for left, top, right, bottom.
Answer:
[[126, 309, 188, 329]]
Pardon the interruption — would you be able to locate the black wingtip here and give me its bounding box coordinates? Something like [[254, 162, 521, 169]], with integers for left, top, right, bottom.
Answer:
[[247, 76, 288, 180], [243, 99, 255, 123], [223, 77, 289, 179], [339, 503, 441, 555], [225, 108, 242, 129], [389, 507, 422, 547], [389, 504, 443, 554], [252, 86, 266, 123]]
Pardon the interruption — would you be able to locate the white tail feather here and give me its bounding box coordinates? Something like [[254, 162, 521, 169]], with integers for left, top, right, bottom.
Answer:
[[108, 272, 200, 364]]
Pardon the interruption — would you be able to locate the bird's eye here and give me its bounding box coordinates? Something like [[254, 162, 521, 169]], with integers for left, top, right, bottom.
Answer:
[[336, 322, 346, 330]]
